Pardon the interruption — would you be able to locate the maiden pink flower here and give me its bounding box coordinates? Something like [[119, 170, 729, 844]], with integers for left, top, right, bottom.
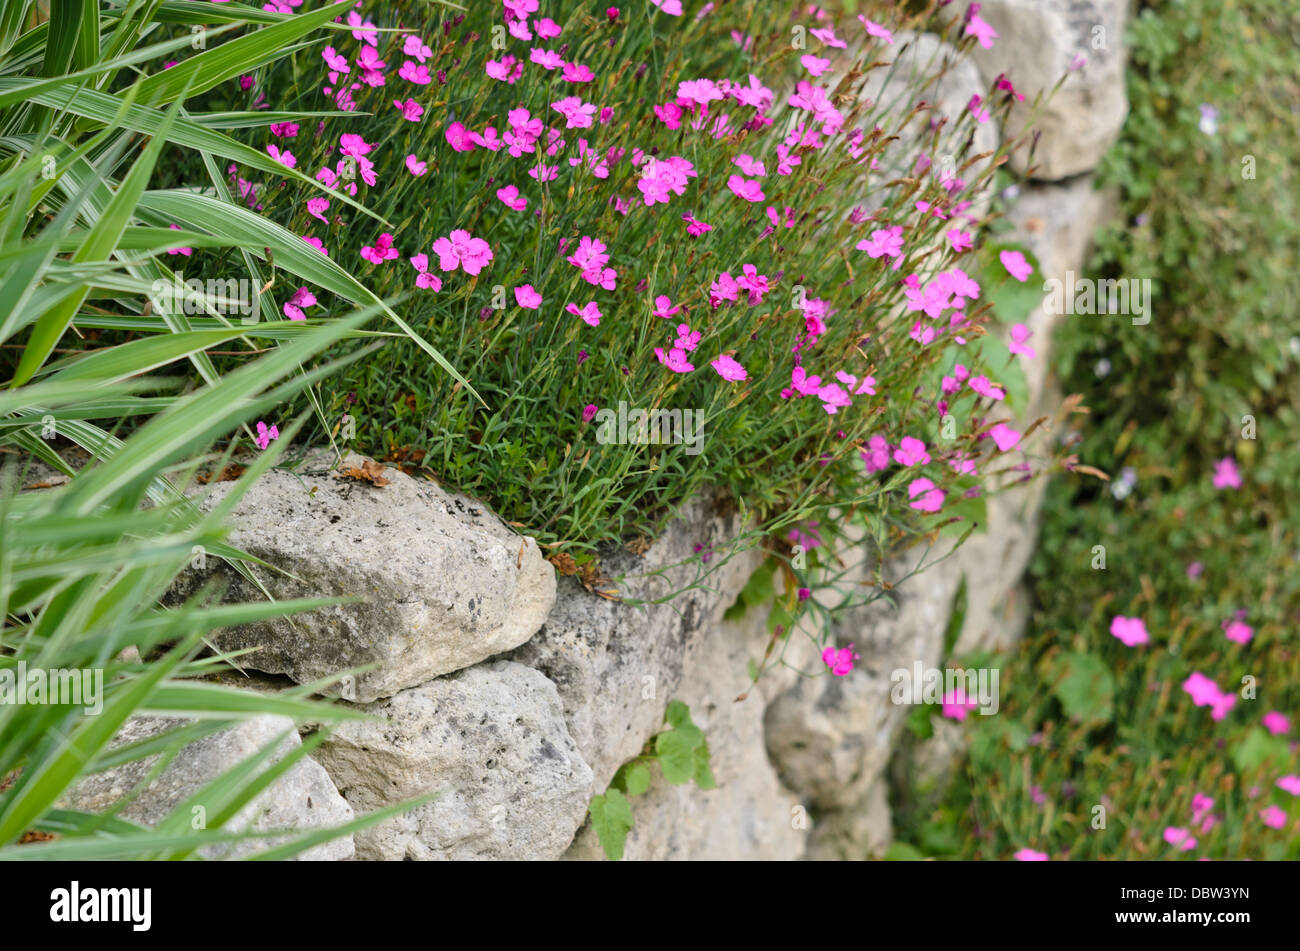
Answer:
[[654, 346, 695, 374], [1263, 712, 1291, 735], [514, 285, 542, 309], [432, 229, 493, 275], [894, 436, 931, 467], [562, 62, 594, 83], [266, 144, 296, 168], [1013, 849, 1048, 861], [989, 423, 1022, 452], [858, 226, 904, 260], [537, 17, 562, 38], [999, 249, 1033, 281], [822, 643, 859, 677], [858, 15, 894, 44], [445, 122, 476, 152], [405, 154, 428, 176], [409, 253, 443, 291], [947, 228, 973, 251], [254, 421, 279, 450], [650, 0, 683, 14], [306, 197, 330, 224], [942, 688, 979, 721], [398, 61, 431, 84], [677, 78, 723, 107], [653, 296, 681, 319], [1163, 827, 1196, 851], [800, 54, 832, 77], [566, 301, 602, 327], [908, 478, 945, 513], [403, 35, 432, 61], [269, 121, 299, 138], [727, 174, 765, 202], [1009, 323, 1037, 358], [969, 375, 1006, 401], [1212, 457, 1242, 489], [551, 95, 596, 129], [497, 184, 528, 211], [965, 13, 999, 50], [861, 435, 891, 473], [1276, 776, 1300, 796], [1260, 806, 1287, 829], [165, 224, 192, 257], [360, 232, 399, 264], [282, 287, 316, 321], [1223, 618, 1253, 644], [712, 354, 747, 381], [393, 98, 424, 122], [1110, 615, 1149, 647]]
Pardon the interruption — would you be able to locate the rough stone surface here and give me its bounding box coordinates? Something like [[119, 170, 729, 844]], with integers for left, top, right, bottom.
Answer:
[[805, 778, 893, 860], [564, 603, 806, 861], [509, 497, 764, 790], [62, 715, 354, 860], [314, 660, 593, 860], [176, 451, 555, 703], [942, 0, 1129, 180], [765, 548, 962, 811]]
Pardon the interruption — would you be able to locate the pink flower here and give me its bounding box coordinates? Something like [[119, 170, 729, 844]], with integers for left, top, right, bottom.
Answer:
[[164, 224, 192, 257], [269, 122, 299, 138], [908, 478, 945, 513], [1260, 806, 1287, 830], [562, 62, 594, 83], [445, 121, 476, 152], [965, 13, 999, 50], [942, 687, 979, 721], [857, 226, 904, 260], [734, 154, 766, 177], [266, 144, 296, 169], [653, 296, 681, 319], [1212, 457, 1241, 489], [800, 54, 832, 77], [861, 436, 891, 474], [650, 0, 683, 14], [496, 184, 528, 211], [536, 17, 562, 38], [514, 285, 542, 309], [682, 215, 712, 236], [989, 423, 1021, 452], [405, 154, 428, 177], [654, 347, 695, 374], [393, 98, 424, 122], [821, 643, 859, 677], [1223, 619, 1253, 644], [677, 78, 723, 107], [1013, 848, 1048, 862], [893, 436, 930, 467], [1276, 776, 1300, 796], [858, 16, 894, 44], [1263, 712, 1290, 735], [431, 229, 493, 275], [253, 421, 278, 450], [726, 174, 765, 202], [360, 232, 399, 264], [282, 286, 316, 321], [403, 35, 432, 61], [1009, 323, 1037, 358], [398, 61, 431, 84], [566, 301, 602, 327], [1163, 827, 1197, 851], [409, 253, 443, 291], [712, 354, 747, 381], [947, 229, 973, 252], [999, 250, 1033, 282], [301, 235, 328, 256], [551, 96, 596, 129], [969, 375, 1005, 401], [306, 197, 330, 224], [1109, 615, 1149, 647]]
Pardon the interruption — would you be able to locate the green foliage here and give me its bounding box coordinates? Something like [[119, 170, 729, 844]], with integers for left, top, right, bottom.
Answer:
[[588, 700, 713, 860], [894, 0, 1300, 861]]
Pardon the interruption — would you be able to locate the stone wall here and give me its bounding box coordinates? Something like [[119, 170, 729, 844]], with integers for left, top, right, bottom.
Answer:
[[65, 1, 1131, 859]]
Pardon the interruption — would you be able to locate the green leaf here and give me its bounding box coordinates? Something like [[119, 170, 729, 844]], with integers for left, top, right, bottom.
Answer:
[[614, 760, 651, 797], [1052, 652, 1115, 727], [588, 789, 634, 861], [654, 729, 697, 785]]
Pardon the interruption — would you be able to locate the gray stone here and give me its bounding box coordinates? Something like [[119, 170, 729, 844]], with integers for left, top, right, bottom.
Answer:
[[177, 451, 556, 702], [314, 660, 593, 860], [564, 600, 806, 861], [62, 715, 354, 860], [804, 778, 893, 860], [942, 0, 1129, 180]]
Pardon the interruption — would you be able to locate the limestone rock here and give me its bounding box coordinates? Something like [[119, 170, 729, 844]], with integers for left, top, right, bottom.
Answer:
[[62, 715, 354, 860], [314, 660, 593, 860], [177, 451, 555, 703]]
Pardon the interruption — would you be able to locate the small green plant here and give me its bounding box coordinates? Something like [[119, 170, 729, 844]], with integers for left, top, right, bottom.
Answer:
[[587, 700, 714, 861]]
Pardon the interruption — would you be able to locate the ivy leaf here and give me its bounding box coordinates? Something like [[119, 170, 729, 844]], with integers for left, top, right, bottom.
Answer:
[[1052, 652, 1115, 727], [589, 789, 634, 861]]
